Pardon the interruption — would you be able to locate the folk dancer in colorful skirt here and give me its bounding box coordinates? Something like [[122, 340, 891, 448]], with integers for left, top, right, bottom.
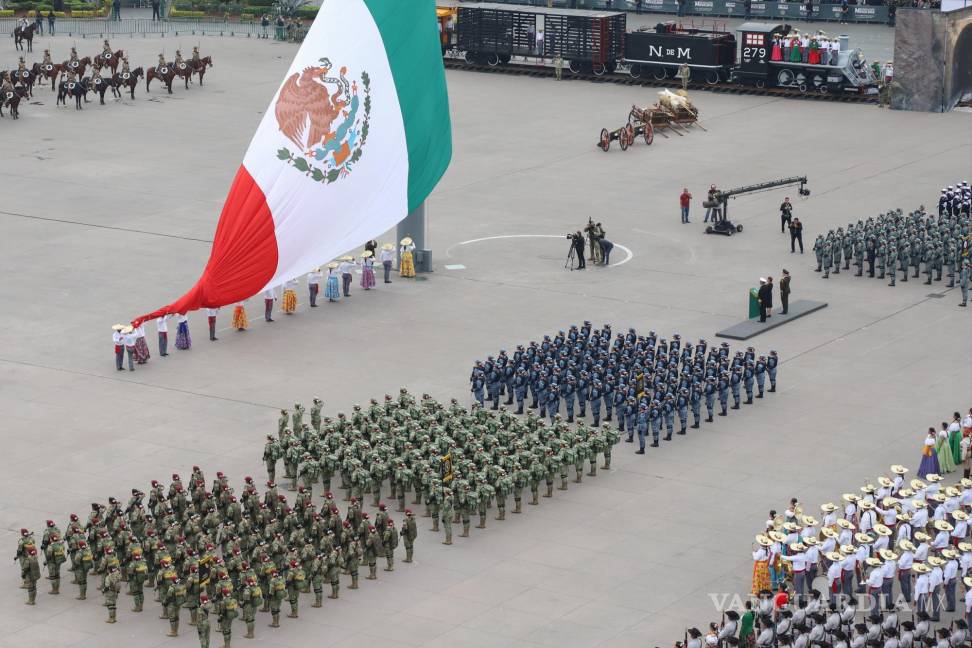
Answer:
[[133, 325, 151, 364], [156, 314, 170, 356], [918, 428, 941, 479], [112, 324, 125, 370], [122, 326, 137, 371], [232, 301, 249, 331], [263, 287, 276, 322], [937, 425, 956, 473], [360, 250, 376, 289], [771, 34, 783, 62], [175, 314, 192, 350], [306, 268, 322, 307], [282, 279, 298, 314], [399, 237, 416, 278], [752, 534, 773, 595], [206, 307, 219, 341], [380, 243, 395, 283], [324, 263, 341, 301]]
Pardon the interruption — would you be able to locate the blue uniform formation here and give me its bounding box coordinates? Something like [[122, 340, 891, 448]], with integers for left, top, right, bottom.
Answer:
[[469, 323, 779, 454]]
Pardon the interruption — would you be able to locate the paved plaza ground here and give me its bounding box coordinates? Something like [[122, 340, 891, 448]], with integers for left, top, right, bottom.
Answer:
[[0, 24, 970, 648]]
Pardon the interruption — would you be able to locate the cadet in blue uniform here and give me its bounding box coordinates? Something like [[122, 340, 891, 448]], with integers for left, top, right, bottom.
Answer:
[[704, 377, 716, 423], [744, 362, 755, 405], [624, 397, 636, 440], [471, 371, 485, 407], [717, 372, 729, 416], [730, 367, 742, 410], [959, 260, 969, 307], [635, 405, 648, 454], [576, 372, 589, 418], [589, 381, 603, 427], [662, 394, 675, 441], [690, 383, 702, 429], [755, 356, 767, 398], [487, 363, 502, 410], [767, 351, 779, 392], [562, 377, 576, 423], [603, 376, 614, 422], [676, 388, 689, 434], [513, 369, 527, 414], [649, 400, 662, 447], [546, 385, 560, 424]]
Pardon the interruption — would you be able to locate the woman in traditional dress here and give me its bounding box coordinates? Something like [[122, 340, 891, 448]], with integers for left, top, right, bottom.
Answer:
[[751, 534, 772, 595], [789, 34, 803, 62], [324, 262, 341, 302], [770, 34, 783, 62], [175, 313, 191, 350], [133, 325, 151, 364], [918, 428, 941, 478], [232, 300, 248, 331], [948, 412, 962, 468], [360, 250, 376, 290], [808, 36, 821, 65], [937, 423, 956, 473], [282, 278, 298, 314], [399, 236, 416, 278]]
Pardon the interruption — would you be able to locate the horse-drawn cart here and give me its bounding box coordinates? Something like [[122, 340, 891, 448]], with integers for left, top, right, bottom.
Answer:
[[597, 90, 703, 152], [598, 120, 654, 152]]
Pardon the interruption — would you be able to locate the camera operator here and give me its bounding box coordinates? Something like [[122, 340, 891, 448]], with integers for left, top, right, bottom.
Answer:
[[599, 237, 615, 266], [571, 231, 586, 269]]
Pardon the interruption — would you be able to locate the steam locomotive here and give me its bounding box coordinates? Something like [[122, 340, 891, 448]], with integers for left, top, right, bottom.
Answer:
[[438, 2, 877, 94]]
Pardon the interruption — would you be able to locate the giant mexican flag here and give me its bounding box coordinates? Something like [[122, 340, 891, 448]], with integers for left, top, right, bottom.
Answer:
[[132, 0, 451, 326]]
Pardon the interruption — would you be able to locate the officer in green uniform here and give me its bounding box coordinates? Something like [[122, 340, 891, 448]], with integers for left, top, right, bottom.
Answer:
[[196, 594, 213, 648], [216, 587, 238, 646], [382, 519, 398, 571], [23, 547, 41, 605], [103, 564, 121, 622], [346, 538, 362, 589], [439, 489, 454, 545], [240, 575, 263, 638], [43, 533, 66, 595], [268, 568, 285, 627], [400, 511, 417, 563], [163, 576, 186, 636], [73, 540, 92, 600], [284, 559, 304, 617]]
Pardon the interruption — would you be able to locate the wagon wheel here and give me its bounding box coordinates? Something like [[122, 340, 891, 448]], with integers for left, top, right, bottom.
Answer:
[[628, 108, 638, 125], [623, 123, 635, 148], [643, 122, 654, 146], [599, 128, 610, 152], [619, 128, 630, 151]]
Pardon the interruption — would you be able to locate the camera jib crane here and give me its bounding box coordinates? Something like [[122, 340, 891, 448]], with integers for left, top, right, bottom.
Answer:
[[704, 176, 810, 236]]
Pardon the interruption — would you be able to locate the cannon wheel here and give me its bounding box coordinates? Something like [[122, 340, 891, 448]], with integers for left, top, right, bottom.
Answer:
[[623, 124, 635, 148], [599, 128, 611, 152], [619, 128, 629, 151], [643, 122, 654, 146]]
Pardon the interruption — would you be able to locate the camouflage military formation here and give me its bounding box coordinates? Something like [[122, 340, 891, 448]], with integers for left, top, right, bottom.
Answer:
[[12, 447, 419, 645], [469, 323, 778, 454], [811, 182, 971, 300]]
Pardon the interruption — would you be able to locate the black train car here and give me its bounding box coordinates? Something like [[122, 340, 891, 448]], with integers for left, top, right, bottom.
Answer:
[[455, 2, 625, 74], [623, 22, 736, 84]]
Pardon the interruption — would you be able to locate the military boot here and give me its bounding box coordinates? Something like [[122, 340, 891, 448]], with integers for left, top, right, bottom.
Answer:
[[27, 589, 36, 605], [588, 464, 597, 477], [313, 591, 323, 608], [350, 574, 358, 589], [431, 516, 439, 532], [677, 426, 687, 435], [496, 508, 505, 521], [77, 583, 87, 600], [663, 433, 672, 441], [167, 619, 179, 637], [245, 621, 255, 638], [51, 580, 60, 595], [833, 266, 839, 274], [513, 499, 522, 514], [385, 556, 394, 572], [558, 477, 568, 491], [477, 513, 486, 529], [530, 490, 539, 505], [405, 547, 413, 563], [603, 455, 612, 470], [575, 471, 582, 483], [367, 564, 377, 580], [515, 405, 523, 415], [544, 484, 553, 498], [329, 583, 339, 599], [443, 529, 453, 545], [460, 522, 470, 537], [107, 609, 117, 623], [823, 269, 829, 278], [287, 601, 298, 618], [270, 613, 280, 628]]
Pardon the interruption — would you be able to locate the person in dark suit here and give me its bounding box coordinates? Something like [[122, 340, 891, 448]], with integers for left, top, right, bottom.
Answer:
[[757, 277, 773, 322], [780, 269, 791, 315], [572, 232, 586, 270]]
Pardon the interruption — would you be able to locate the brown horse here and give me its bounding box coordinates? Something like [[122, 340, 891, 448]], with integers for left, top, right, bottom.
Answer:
[[8, 67, 36, 97], [1, 84, 29, 118], [190, 56, 213, 86], [62, 56, 92, 78], [146, 63, 175, 94], [172, 60, 193, 89], [38, 62, 63, 91], [13, 23, 37, 53], [112, 67, 143, 99], [93, 49, 124, 74]]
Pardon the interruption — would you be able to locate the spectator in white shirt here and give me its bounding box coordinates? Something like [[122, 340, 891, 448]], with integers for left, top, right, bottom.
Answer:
[[338, 258, 357, 297], [122, 325, 136, 371], [112, 324, 125, 370], [206, 307, 219, 341], [263, 287, 276, 322], [156, 315, 170, 357], [379, 244, 395, 284], [898, 542, 915, 603], [306, 268, 322, 307], [943, 551, 959, 612]]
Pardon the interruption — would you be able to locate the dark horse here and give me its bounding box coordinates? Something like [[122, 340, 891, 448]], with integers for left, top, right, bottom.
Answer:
[[90, 76, 119, 105], [57, 77, 89, 110], [146, 63, 176, 94], [94, 49, 124, 75], [62, 56, 92, 79], [1, 84, 29, 118], [112, 67, 143, 100], [13, 23, 37, 53], [8, 67, 36, 97], [38, 62, 63, 91], [190, 55, 213, 86], [172, 60, 193, 89]]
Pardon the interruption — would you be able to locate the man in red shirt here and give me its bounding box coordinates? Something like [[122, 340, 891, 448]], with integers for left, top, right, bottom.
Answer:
[[679, 188, 692, 224]]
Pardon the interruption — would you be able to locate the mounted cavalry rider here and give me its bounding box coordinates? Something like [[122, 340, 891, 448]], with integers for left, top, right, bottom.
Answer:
[[157, 53, 167, 71], [90, 63, 102, 85], [120, 57, 131, 79], [64, 68, 77, 87], [191, 46, 201, 65], [102, 39, 113, 59], [42, 49, 53, 69], [69, 47, 80, 70], [174, 49, 186, 70], [16, 57, 27, 80], [1, 72, 14, 101]]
